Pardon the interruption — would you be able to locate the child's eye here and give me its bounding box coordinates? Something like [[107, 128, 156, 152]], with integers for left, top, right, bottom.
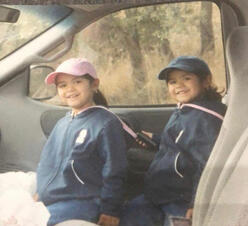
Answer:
[[57, 83, 66, 88], [168, 80, 176, 85], [184, 76, 192, 81]]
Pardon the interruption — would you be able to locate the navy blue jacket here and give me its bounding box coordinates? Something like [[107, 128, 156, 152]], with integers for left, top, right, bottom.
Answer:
[[37, 107, 128, 217], [144, 100, 226, 207]]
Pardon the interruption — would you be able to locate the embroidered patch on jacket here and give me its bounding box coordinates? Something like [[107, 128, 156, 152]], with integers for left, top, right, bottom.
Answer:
[[75, 129, 87, 144]]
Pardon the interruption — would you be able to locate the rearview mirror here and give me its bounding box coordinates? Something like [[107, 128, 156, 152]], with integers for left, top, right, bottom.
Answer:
[[0, 6, 20, 23], [29, 65, 56, 100]]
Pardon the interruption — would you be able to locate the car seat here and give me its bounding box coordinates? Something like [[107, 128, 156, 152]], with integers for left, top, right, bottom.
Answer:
[[193, 26, 248, 226]]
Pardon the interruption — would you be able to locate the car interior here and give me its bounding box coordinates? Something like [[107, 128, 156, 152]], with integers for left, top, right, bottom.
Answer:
[[0, 0, 247, 225]]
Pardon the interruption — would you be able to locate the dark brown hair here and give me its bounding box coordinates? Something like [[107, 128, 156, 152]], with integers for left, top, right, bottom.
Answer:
[[199, 76, 223, 102], [84, 74, 108, 107]]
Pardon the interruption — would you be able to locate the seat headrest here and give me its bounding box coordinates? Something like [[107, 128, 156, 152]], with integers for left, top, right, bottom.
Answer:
[[226, 26, 248, 80]]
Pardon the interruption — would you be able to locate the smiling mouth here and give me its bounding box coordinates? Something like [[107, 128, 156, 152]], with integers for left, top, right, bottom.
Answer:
[[66, 94, 79, 99], [176, 90, 188, 95]]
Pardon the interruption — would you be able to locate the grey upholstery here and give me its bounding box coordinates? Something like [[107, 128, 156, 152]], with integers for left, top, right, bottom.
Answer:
[[205, 127, 248, 226], [193, 26, 248, 226], [40, 109, 67, 138]]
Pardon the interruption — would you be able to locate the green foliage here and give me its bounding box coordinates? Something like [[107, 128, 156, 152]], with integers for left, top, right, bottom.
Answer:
[[70, 2, 223, 106], [83, 2, 205, 64]]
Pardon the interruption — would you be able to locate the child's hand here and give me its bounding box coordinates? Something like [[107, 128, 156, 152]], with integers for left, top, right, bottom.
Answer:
[[33, 193, 39, 201], [141, 131, 153, 138], [97, 214, 119, 226], [135, 131, 158, 151], [135, 130, 153, 147], [135, 137, 147, 148], [185, 208, 193, 219]]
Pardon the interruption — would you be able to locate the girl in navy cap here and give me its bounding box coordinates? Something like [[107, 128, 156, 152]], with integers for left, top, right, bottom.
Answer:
[[120, 56, 227, 226], [36, 58, 128, 226]]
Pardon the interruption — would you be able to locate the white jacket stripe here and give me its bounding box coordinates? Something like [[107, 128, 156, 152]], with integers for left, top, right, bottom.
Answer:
[[174, 152, 184, 178], [71, 160, 85, 185]]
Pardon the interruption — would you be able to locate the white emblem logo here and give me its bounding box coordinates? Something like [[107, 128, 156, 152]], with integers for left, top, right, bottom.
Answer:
[[75, 129, 87, 144]]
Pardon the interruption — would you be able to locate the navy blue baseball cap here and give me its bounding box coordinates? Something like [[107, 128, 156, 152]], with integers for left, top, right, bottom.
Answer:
[[158, 56, 212, 80]]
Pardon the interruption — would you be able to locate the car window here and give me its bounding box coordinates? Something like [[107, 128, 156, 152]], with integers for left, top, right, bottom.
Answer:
[[0, 5, 71, 60], [29, 2, 226, 106]]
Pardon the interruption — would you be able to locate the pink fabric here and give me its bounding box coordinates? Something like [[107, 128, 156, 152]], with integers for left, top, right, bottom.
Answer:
[[179, 103, 224, 120], [0, 172, 50, 226], [45, 58, 97, 85]]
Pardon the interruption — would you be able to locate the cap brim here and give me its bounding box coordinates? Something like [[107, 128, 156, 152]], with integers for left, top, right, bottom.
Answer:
[[158, 68, 176, 80], [158, 65, 197, 80], [45, 71, 98, 85], [45, 72, 60, 85]]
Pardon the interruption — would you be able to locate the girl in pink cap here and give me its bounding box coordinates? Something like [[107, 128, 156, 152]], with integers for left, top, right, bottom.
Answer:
[[36, 58, 128, 226], [45, 58, 108, 110]]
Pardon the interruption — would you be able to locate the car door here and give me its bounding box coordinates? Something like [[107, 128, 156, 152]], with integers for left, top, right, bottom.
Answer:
[[0, 1, 226, 200]]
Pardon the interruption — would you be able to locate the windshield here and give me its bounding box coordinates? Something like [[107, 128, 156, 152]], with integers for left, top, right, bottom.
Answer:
[[0, 5, 72, 60]]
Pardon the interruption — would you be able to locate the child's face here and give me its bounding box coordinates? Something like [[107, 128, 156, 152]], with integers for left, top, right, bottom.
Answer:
[[167, 70, 207, 103], [56, 73, 99, 114]]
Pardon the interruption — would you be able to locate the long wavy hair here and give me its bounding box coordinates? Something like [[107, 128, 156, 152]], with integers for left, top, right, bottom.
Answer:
[[199, 75, 224, 102]]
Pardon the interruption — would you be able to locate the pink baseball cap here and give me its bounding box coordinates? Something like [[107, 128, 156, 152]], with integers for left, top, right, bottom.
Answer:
[[45, 58, 98, 85]]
